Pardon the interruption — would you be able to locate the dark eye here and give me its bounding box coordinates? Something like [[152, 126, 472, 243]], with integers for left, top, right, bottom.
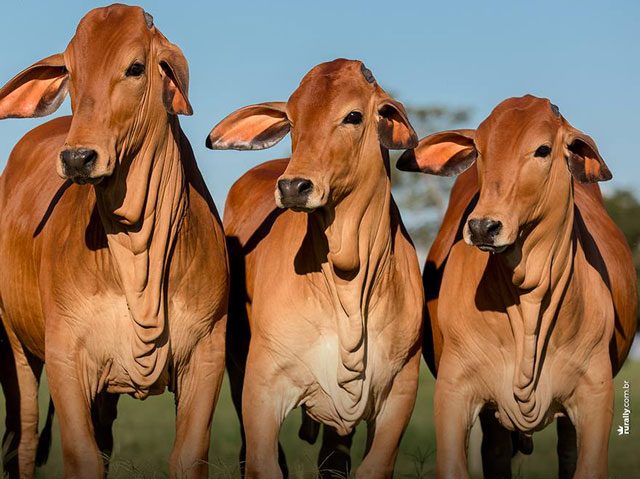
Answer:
[[534, 145, 551, 157], [125, 62, 145, 77], [343, 111, 363, 125]]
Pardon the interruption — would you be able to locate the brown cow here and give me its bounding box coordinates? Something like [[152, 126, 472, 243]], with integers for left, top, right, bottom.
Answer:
[[398, 95, 637, 479], [0, 5, 228, 478], [206, 59, 423, 478]]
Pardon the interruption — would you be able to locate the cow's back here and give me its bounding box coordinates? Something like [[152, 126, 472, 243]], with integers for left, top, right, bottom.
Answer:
[[424, 165, 638, 376]]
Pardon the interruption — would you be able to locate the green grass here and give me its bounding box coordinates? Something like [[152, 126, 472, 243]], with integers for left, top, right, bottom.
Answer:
[[1, 360, 639, 478]]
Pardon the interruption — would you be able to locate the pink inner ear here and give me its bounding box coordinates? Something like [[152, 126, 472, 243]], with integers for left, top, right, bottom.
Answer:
[[220, 113, 286, 144], [584, 156, 601, 180], [0, 68, 67, 119], [417, 142, 471, 172]]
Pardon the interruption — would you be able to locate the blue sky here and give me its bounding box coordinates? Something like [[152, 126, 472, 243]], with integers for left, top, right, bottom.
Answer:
[[0, 1, 638, 207]]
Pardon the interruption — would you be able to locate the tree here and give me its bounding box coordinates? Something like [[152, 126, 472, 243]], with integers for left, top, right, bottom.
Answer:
[[604, 189, 640, 326]]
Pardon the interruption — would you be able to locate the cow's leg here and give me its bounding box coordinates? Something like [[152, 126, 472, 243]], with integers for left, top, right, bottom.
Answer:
[[356, 349, 421, 479], [242, 344, 298, 479], [46, 333, 103, 479], [478, 408, 512, 479], [0, 323, 42, 479], [566, 360, 613, 479], [556, 416, 577, 479], [170, 316, 226, 479], [317, 425, 354, 479], [433, 355, 478, 479], [91, 391, 119, 476]]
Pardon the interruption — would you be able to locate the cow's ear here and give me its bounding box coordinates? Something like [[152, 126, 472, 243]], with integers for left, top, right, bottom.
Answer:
[[377, 97, 418, 150], [564, 126, 611, 183], [157, 37, 192, 116], [0, 54, 68, 120], [397, 129, 477, 176], [206, 102, 290, 150]]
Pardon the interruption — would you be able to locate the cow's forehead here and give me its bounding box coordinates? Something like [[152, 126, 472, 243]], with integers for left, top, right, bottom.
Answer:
[[476, 95, 562, 148], [289, 59, 375, 116], [69, 4, 151, 55]]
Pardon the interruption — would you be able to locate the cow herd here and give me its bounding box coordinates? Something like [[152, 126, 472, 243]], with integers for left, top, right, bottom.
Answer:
[[0, 5, 636, 479]]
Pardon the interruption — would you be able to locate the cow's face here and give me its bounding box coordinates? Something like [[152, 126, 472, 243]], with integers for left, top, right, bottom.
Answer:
[[207, 59, 417, 211], [0, 5, 191, 185], [398, 95, 611, 253]]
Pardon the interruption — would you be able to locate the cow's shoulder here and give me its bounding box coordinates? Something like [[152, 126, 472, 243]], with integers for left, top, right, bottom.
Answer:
[[224, 158, 289, 247]]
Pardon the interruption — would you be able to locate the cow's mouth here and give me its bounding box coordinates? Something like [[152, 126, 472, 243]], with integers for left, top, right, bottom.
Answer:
[[69, 174, 104, 186], [475, 243, 509, 254]]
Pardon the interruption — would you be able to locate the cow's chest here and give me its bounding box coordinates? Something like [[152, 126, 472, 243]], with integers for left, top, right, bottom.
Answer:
[[47, 271, 215, 396], [251, 286, 416, 435]]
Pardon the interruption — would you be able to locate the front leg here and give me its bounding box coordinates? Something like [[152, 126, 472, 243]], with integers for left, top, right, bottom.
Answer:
[[242, 343, 299, 479], [45, 329, 103, 479], [565, 357, 613, 479], [170, 316, 226, 479], [433, 353, 479, 479], [356, 348, 421, 479]]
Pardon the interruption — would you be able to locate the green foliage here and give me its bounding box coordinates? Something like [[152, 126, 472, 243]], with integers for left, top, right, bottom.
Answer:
[[604, 189, 640, 325]]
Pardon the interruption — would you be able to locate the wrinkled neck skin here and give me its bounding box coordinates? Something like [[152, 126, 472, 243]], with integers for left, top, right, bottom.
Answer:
[[494, 165, 574, 429], [96, 109, 187, 398], [306, 143, 393, 420]]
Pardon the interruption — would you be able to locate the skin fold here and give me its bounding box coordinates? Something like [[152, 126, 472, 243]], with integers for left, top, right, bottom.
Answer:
[[207, 59, 424, 479], [399, 95, 637, 479], [0, 5, 228, 478]]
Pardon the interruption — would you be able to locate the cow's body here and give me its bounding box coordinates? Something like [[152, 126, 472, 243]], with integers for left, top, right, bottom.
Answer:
[[209, 59, 423, 479], [0, 116, 227, 396], [0, 6, 228, 479], [401, 95, 638, 478], [225, 159, 422, 435], [425, 166, 636, 424]]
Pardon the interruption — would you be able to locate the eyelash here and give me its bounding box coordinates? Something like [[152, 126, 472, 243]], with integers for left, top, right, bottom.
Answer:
[[343, 111, 363, 125], [125, 62, 145, 77]]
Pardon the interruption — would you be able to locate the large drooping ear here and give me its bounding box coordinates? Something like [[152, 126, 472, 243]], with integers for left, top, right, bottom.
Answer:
[[564, 126, 611, 183], [0, 54, 68, 120], [156, 35, 193, 116], [377, 96, 418, 149], [397, 129, 477, 176], [206, 102, 290, 150]]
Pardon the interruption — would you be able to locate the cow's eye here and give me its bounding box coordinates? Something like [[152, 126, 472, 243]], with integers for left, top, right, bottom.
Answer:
[[534, 145, 551, 157], [125, 62, 145, 77], [343, 111, 363, 125]]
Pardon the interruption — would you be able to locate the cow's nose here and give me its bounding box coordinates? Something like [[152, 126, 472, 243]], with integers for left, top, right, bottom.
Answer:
[[277, 178, 313, 200], [468, 218, 503, 244], [60, 148, 97, 173]]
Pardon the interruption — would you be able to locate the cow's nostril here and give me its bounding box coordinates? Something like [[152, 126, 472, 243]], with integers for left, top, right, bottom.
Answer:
[[468, 218, 502, 243], [278, 178, 314, 199], [295, 179, 313, 195], [484, 219, 502, 237], [60, 148, 98, 171]]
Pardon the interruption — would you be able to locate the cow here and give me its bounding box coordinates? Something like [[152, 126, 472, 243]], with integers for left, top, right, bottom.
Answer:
[[397, 95, 637, 479], [206, 59, 424, 479], [0, 5, 228, 478]]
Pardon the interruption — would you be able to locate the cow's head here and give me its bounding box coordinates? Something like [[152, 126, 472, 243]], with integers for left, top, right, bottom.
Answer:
[[398, 95, 611, 253], [207, 59, 417, 211], [0, 4, 191, 185]]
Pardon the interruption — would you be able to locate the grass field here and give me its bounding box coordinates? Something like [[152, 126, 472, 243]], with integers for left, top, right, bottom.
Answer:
[[1, 359, 638, 478]]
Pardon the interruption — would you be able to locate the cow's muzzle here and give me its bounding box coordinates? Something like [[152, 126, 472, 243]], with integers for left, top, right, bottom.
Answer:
[[276, 177, 315, 211], [467, 217, 508, 253], [59, 147, 103, 184]]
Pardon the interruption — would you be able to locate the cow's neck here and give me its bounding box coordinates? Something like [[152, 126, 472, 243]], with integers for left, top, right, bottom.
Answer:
[[496, 178, 574, 428], [96, 117, 187, 397], [308, 148, 393, 419]]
